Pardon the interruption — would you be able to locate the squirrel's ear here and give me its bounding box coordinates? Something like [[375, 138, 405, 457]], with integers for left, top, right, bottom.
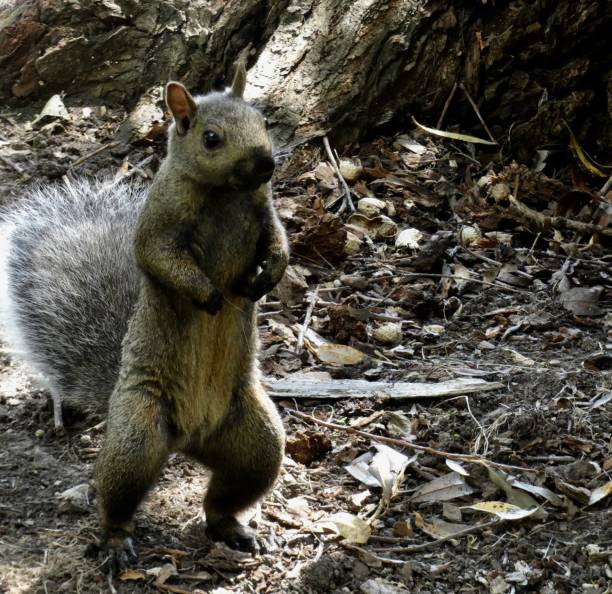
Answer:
[[165, 82, 197, 135], [230, 50, 248, 98]]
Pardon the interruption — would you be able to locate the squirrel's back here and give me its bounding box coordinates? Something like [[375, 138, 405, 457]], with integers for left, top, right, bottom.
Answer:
[[0, 177, 145, 415]]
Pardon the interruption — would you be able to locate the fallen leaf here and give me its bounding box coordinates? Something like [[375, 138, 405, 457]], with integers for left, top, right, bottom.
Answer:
[[358, 197, 386, 217], [286, 496, 311, 517], [509, 480, 564, 507], [384, 411, 416, 441], [464, 501, 539, 520], [392, 519, 412, 537], [411, 472, 476, 503], [412, 117, 498, 145], [346, 445, 414, 497], [445, 459, 469, 476], [566, 122, 607, 178], [118, 569, 146, 581], [588, 481, 612, 506], [314, 343, 365, 365], [286, 431, 332, 465], [395, 228, 423, 249], [36, 94, 70, 122], [414, 515, 470, 539], [371, 323, 403, 345], [319, 512, 371, 544], [558, 286, 603, 316], [394, 135, 427, 154]]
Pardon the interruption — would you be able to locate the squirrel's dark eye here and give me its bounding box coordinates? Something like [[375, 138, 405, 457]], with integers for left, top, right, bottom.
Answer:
[[263, 117, 269, 128], [203, 130, 222, 149]]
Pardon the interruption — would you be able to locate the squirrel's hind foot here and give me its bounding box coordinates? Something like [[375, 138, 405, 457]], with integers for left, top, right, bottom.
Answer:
[[206, 517, 261, 554]]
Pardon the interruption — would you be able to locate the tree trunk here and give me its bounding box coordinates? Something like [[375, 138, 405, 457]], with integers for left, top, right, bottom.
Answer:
[[1, 0, 610, 161]]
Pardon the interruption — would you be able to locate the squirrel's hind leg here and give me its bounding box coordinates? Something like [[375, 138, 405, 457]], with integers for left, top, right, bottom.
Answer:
[[94, 393, 172, 571], [184, 383, 285, 553]]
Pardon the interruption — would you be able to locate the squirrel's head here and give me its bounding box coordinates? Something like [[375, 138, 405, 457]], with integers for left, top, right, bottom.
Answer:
[[165, 59, 274, 191]]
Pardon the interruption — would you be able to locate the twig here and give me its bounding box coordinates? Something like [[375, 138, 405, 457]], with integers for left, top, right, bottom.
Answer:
[[0, 153, 24, 174], [341, 542, 405, 566], [393, 271, 529, 294], [437, 82, 458, 129], [371, 519, 502, 554], [294, 286, 319, 354], [509, 176, 612, 238], [323, 136, 355, 214], [289, 410, 531, 473], [464, 395, 489, 455], [599, 172, 612, 197], [459, 83, 497, 144], [70, 142, 119, 169], [106, 572, 118, 594]]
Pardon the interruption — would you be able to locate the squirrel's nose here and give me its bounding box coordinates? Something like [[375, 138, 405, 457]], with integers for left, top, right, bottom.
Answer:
[[254, 156, 275, 180]]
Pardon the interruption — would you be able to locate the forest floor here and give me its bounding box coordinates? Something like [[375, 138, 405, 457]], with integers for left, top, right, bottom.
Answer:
[[0, 96, 610, 594]]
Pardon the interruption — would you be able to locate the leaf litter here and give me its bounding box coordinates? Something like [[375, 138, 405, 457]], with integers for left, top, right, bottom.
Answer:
[[0, 88, 610, 594]]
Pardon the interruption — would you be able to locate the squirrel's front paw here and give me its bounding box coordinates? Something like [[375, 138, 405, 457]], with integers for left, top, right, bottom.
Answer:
[[86, 533, 138, 575], [193, 288, 223, 315], [234, 273, 275, 302]]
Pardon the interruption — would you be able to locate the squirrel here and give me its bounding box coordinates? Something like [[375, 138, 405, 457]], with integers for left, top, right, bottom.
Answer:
[[0, 56, 289, 566]]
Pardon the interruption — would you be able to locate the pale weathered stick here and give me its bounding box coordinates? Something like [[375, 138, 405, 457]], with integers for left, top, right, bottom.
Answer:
[[323, 135, 355, 213], [294, 286, 319, 355], [509, 175, 612, 238], [266, 377, 504, 400]]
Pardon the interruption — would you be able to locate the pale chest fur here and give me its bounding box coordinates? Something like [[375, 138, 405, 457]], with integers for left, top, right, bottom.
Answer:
[[117, 279, 258, 445]]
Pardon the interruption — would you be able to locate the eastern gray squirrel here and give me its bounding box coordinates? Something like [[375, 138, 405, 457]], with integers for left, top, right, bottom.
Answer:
[[0, 57, 288, 566]]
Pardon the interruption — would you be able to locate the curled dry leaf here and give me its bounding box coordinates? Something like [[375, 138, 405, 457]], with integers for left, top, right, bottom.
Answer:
[[338, 157, 363, 182], [384, 411, 416, 441], [314, 343, 365, 365], [458, 225, 482, 247], [371, 323, 402, 345], [286, 431, 333, 465], [346, 444, 415, 506], [348, 212, 398, 240], [395, 227, 423, 249], [36, 94, 70, 123], [587, 481, 612, 506], [358, 197, 386, 217]]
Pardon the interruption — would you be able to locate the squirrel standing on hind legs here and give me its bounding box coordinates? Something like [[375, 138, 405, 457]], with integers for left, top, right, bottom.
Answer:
[[0, 55, 289, 566]]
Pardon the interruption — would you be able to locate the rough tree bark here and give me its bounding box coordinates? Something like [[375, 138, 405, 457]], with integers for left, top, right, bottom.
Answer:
[[1, 0, 610, 160]]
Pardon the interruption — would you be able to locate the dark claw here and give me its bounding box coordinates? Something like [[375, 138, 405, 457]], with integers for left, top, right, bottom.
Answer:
[[206, 521, 260, 554], [234, 274, 275, 302], [87, 536, 138, 574]]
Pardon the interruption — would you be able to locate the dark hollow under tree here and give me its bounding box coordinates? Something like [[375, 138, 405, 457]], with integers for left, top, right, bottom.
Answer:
[[1, 0, 610, 163]]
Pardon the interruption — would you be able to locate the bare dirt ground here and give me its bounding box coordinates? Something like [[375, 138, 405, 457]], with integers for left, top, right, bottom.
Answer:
[[0, 97, 610, 594]]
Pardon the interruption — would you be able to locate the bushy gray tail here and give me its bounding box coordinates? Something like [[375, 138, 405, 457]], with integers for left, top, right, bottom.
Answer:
[[0, 177, 145, 416]]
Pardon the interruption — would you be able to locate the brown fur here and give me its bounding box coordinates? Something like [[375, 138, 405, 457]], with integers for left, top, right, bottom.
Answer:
[[95, 64, 288, 566]]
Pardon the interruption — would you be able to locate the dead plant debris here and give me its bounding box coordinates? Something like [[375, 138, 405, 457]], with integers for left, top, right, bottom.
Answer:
[[0, 91, 610, 594]]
